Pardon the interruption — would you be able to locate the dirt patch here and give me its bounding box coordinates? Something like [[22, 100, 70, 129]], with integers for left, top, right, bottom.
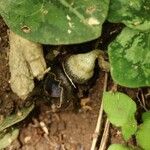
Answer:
[[10, 74, 104, 150]]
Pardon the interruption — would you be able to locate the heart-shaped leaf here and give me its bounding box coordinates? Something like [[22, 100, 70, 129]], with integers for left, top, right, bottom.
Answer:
[[108, 27, 150, 87], [0, 0, 109, 44], [103, 91, 137, 140], [108, 0, 150, 31]]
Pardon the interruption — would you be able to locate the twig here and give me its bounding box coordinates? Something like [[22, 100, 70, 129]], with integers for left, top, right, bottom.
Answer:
[[98, 119, 110, 150], [140, 90, 147, 110], [90, 73, 108, 150], [137, 89, 148, 111]]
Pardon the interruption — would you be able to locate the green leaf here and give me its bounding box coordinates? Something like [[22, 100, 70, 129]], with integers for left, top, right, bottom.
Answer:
[[142, 111, 150, 122], [0, 104, 34, 132], [136, 120, 150, 150], [103, 91, 137, 140], [0, 0, 109, 44], [0, 128, 19, 149], [108, 27, 150, 87], [108, 0, 150, 31], [108, 144, 133, 150], [122, 116, 137, 141]]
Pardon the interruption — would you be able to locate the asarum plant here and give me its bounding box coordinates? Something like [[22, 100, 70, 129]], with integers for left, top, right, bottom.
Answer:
[[0, 0, 149, 149]]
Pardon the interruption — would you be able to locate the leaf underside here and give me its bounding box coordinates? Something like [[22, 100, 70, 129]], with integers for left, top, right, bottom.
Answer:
[[0, 0, 109, 45], [108, 27, 150, 87], [0, 128, 19, 149], [0, 104, 34, 132], [108, 0, 150, 31]]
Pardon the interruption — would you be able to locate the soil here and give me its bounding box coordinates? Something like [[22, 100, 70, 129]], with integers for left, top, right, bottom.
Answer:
[[0, 16, 149, 150], [0, 17, 16, 116]]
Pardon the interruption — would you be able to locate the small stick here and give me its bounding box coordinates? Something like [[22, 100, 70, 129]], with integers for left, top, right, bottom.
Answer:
[[90, 73, 108, 150], [137, 89, 148, 111], [140, 90, 147, 110], [98, 119, 110, 150]]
